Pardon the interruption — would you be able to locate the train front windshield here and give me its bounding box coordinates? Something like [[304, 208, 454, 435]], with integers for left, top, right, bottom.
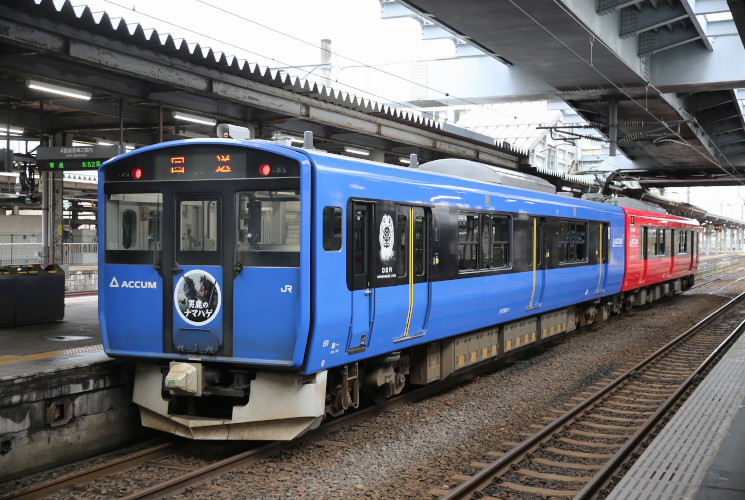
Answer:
[[100, 143, 305, 363]]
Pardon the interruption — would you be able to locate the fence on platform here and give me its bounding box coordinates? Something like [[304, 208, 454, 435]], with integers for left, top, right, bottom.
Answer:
[[0, 239, 98, 267]]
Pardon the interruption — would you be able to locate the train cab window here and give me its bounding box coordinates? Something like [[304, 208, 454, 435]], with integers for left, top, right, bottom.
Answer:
[[236, 190, 300, 267], [105, 192, 162, 256], [323, 206, 343, 251], [458, 213, 480, 271], [179, 200, 218, 252]]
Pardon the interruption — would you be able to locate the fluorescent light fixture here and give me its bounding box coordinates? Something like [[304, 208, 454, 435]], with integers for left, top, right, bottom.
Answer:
[[27, 80, 92, 100], [173, 111, 217, 126], [399, 157, 410, 164], [125, 145, 135, 151], [97, 140, 114, 146], [72, 141, 96, 147], [290, 137, 305, 145], [0, 125, 23, 135], [344, 146, 370, 156]]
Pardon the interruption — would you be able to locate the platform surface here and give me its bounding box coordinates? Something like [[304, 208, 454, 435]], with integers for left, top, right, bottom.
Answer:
[[606, 327, 745, 500], [0, 295, 106, 379]]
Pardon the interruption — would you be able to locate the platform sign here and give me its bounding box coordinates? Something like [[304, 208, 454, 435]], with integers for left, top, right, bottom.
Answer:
[[36, 146, 118, 171]]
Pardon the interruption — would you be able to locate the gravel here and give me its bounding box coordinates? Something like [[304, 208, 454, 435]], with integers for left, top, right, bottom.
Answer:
[[172, 286, 736, 500]]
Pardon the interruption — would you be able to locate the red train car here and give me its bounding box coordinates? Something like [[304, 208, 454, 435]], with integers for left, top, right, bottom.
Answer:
[[622, 207, 700, 305]]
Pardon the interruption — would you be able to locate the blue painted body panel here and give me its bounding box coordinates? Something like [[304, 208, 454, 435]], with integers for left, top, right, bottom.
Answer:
[[301, 149, 626, 374], [100, 264, 163, 355], [233, 267, 300, 364]]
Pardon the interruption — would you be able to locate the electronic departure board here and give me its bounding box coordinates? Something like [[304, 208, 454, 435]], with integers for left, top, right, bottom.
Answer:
[[36, 146, 118, 172]]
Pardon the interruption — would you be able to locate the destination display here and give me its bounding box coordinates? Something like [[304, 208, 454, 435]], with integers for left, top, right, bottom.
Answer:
[[103, 145, 300, 181]]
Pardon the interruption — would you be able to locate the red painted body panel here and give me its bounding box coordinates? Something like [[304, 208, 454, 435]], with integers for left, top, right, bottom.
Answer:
[[621, 208, 700, 292]]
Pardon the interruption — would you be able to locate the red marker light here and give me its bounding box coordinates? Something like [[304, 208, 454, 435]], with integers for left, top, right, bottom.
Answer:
[[132, 168, 143, 179], [259, 163, 271, 176]]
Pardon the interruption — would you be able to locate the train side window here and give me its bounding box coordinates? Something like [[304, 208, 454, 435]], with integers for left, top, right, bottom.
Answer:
[[647, 227, 657, 257], [558, 221, 570, 262], [491, 215, 510, 268], [678, 230, 688, 254], [323, 206, 343, 251], [574, 222, 587, 261], [559, 220, 587, 264], [352, 207, 368, 277], [414, 214, 425, 276], [397, 214, 408, 278], [654, 228, 667, 256], [480, 215, 491, 268], [458, 213, 479, 271]]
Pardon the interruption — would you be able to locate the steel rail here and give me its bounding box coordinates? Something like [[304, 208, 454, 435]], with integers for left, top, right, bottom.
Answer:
[[439, 289, 745, 500], [0, 439, 176, 500], [576, 311, 745, 498], [118, 369, 480, 500]]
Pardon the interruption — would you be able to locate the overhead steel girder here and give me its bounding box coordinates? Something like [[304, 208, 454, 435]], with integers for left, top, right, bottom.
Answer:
[[714, 132, 745, 146], [707, 119, 745, 135], [639, 25, 702, 55], [0, 79, 152, 124], [687, 91, 739, 113], [650, 36, 745, 92], [619, 2, 689, 38], [597, 0, 645, 15]]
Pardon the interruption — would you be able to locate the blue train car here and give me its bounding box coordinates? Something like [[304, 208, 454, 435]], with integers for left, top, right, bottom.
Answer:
[[99, 138, 626, 440]]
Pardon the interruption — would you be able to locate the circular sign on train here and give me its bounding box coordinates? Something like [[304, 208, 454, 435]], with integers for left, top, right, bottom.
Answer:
[[174, 269, 222, 326]]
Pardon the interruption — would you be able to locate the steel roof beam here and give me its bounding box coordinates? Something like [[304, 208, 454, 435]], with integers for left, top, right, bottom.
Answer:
[[597, 0, 645, 16], [639, 26, 702, 55], [696, 0, 731, 14], [619, 2, 689, 38], [650, 36, 745, 91], [705, 19, 739, 35]]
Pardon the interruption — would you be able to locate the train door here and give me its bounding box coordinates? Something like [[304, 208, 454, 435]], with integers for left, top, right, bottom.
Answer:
[[596, 222, 609, 293], [169, 194, 225, 354], [348, 203, 375, 353], [402, 206, 432, 338], [527, 216, 546, 310], [668, 229, 676, 277], [640, 226, 648, 284], [690, 230, 697, 271]]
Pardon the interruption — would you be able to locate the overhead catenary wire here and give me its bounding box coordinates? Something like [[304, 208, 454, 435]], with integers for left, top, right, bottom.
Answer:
[[530, 0, 743, 184], [96, 0, 526, 127]]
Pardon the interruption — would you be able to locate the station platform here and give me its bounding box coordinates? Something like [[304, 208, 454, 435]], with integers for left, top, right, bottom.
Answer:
[[0, 294, 103, 369], [606, 325, 745, 500]]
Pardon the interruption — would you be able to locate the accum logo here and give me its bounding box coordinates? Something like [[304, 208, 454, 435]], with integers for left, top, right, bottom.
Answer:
[[109, 276, 158, 289]]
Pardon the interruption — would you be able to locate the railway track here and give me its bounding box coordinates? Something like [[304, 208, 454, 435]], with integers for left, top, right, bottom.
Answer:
[[0, 362, 485, 500], [436, 289, 745, 500], [688, 265, 745, 291]]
